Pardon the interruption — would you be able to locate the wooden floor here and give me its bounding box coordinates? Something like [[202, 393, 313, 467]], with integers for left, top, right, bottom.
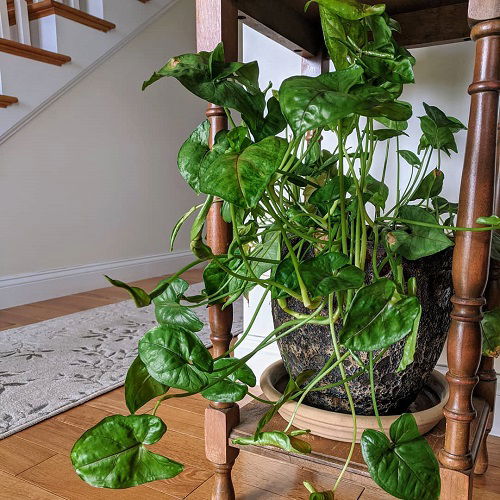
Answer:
[[1, 273, 499, 499]]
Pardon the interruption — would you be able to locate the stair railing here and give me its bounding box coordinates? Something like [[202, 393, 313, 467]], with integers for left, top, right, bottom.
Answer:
[[0, 0, 31, 45]]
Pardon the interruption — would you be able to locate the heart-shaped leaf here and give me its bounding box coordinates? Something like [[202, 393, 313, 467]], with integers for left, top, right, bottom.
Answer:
[[139, 325, 213, 393], [202, 358, 256, 403], [372, 128, 408, 141], [391, 205, 453, 260], [362, 413, 440, 500], [177, 121, 210, 193], [398, 149, 421, 167], [279, 66, 364, 136], [71, 414, 183, 488], [125, 356, 168, 414], [409, 169, 444, 201], [200, 136, 288, 208], [233, 430, 312, 454], [340, 278, 420, 351], [153, 278, 203, 332], [300, 252, 364, 298]]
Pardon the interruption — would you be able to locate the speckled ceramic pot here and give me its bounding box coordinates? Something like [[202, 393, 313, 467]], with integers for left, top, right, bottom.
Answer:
[[272, 247, 453, 416]]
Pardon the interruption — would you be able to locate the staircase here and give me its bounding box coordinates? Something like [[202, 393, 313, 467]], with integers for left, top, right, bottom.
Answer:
[[0, 0, 176, 143]]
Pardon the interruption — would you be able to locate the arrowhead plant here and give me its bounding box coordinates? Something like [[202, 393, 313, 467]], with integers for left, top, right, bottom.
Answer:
[[71, 1, 498, 498]]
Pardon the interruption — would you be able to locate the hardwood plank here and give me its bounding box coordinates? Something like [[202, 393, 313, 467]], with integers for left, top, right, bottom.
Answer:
[[0, 470, 63, 499], [0, 435, 56, 476], [186, 475, 289, 499], [18, 454, 172, 499], [232, 452, 364, 500], [145, 466, 212, 498], [15, 418, 86, 455], [473, 464, 500, 497], [84, 387, 131, 414]]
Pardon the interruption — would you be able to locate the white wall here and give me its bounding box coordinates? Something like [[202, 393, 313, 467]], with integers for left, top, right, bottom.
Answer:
[[0, 0, 207, 306], [238, 27, 500, 435]]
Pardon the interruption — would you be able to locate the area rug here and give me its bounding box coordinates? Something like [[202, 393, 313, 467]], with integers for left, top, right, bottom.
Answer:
[[0, 282, 243, 439]]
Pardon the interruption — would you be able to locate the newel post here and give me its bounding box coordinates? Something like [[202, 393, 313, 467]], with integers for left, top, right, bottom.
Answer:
[[438, 1, 499, 497], [196, 1, 240, 499]]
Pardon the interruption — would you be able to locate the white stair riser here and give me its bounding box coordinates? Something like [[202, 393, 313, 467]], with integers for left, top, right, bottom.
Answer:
[[0, 0, 179, 142]]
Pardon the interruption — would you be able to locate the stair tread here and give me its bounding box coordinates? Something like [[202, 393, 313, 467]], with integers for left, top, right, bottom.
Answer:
[[8, 0, 116, 33], [0, 38, 71, 66], [0, 94, 18, 108]]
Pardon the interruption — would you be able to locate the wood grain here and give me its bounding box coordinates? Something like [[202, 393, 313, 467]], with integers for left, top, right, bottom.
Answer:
[[9, 0, 116, 32], [3, 274, 500, 498], [0, 94, 18, 108], [0, 38, 71, 66]]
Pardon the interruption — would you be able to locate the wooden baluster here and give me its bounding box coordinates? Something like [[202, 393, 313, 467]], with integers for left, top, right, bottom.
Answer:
[[0, 0, 10, 40], [438, 2, 499, 497], [196, 1, 240, 498], [474, 124, 499, 476], [13, 0, 30, 45]]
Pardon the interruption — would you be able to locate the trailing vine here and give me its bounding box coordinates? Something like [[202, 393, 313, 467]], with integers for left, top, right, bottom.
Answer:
[[70, 1, 500, 499]]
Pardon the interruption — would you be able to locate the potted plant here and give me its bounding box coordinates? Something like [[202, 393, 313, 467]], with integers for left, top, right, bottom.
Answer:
[[70, 1, 500, 498]]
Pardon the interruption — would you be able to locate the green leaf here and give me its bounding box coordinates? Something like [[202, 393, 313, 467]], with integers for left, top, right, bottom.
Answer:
[[300, 252, 365, 297], [105, 276, 150, 307], [376, 117, 408, 131], [139, 325, 213, 393], [309, 0, 385, 21], [340, 278, 421, 352], [409, 169, 444, 201], [200, 136, 288, 208], [361, 413, 440, 500], [177, 120, 210, 193], [279, 66, 365, 136], [233, 430, 312, 454], [142, 46, 267, 137], [397, 303, 422, 372], [125, 356, 168, 414], [365, 174, 389, 209], [254, 96, 287, 142], [309, 176, 353, 208], [398, 149, 421, 168], [362, 52, 415, 85], [273, 257, 300, 299], [372, 128, 408, 141], [202, 358, 256, 403], [477, 215, 500, 228], [152, 278, 204, 332], [318, 7, 349, 70], [392, 205, 454, 260], [170, 204, 203, 251], [203, 259, 229, 304], [482, 308, 500, 358], [71, 414, 183, 488]]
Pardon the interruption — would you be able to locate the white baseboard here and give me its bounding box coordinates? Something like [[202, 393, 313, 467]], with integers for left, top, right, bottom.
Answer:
[[0, 249, 194, 308]]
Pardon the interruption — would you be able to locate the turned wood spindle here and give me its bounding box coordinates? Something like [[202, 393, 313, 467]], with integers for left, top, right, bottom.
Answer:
[[439, 18, 500, 474], [474, 123, 500, 476], [196, 2, 240, 498]]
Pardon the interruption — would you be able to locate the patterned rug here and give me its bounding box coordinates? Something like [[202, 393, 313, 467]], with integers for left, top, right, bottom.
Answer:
[[0, 282, 243, 439]]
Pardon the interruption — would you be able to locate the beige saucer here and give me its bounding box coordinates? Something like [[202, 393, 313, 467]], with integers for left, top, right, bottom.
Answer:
[[260, 360, 449, 443]]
